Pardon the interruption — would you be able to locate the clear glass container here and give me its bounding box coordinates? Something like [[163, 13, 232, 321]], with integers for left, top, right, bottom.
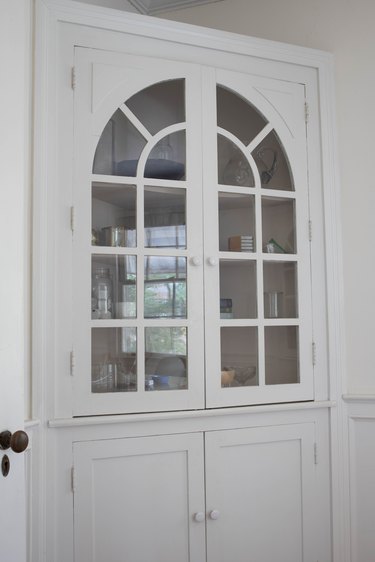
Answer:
[[92, 267, 114, 319]]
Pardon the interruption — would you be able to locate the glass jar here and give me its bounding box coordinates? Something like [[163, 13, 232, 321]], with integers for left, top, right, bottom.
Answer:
[[92, 267, 113, 319]]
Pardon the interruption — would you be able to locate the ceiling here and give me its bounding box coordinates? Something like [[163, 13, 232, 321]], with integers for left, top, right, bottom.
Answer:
[[128, 0, 224, 15]]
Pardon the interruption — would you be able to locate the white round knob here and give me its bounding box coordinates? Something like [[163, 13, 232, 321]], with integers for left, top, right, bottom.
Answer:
[[194, 512, 205, 523], [209, 509, 220, 520], [190, 256, 202, 266], [207, 257, 217, 267]]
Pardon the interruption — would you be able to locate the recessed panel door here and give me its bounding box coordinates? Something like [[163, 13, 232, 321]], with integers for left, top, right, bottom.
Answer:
[[73, 433, 206, 562], [73, 48, 205, 415], [204, 69, 313, 407], [205, 424, 317, 562]]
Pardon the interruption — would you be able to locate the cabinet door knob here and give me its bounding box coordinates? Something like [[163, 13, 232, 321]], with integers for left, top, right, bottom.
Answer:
[[193, 512, 205, 522], [0, 430, 29, 453], [190, 256, 202, 267], [209, 509, 220, 520], [207, 257, 217, 267]]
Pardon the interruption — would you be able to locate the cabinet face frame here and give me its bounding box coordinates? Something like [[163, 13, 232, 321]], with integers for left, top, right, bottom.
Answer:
[[34, 0, 334, 422]]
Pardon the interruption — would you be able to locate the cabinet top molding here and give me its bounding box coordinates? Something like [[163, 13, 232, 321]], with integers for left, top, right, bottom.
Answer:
[[38, 0, 333, 69]]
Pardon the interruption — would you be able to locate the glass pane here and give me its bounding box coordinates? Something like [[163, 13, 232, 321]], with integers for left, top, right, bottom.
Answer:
[[144, 186, 186, 249], [144, 256, 186, 318], [262, 197, 296, 254], [217, 85, 268, 146], [263, 262, 298, 318], [126, 79, 185, 136], [221, 327, 258, 387], [220, 260, 257, 319], [92, 255, 136, 319], [145, 327, 187, 391], [218, 135, 254, 187], [92, 183, 136, 247], [252, 130, 294, 190], [265, 326, 299, 385], [146, 131, 186, 180], [92, 327, 137, 393], [219, 193, 255, 252], [93, 109, 147, 177]]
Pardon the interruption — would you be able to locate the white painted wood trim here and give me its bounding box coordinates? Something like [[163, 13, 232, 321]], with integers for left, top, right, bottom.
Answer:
[[48, 400, 336, 428], [343, 394, 375, 402]]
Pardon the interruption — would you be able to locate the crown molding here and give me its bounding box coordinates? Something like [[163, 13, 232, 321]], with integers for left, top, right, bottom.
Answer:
[[128, 0, 223, 15]]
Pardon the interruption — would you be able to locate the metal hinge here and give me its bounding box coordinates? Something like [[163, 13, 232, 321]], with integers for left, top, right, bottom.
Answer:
[[70, 206, 75, 233], [71, 66, 76, 90], [304, 101, 309, 124], [70, 350, 75, 376], [308, 220, 312, 242], [312, 342, 317, 366], [71, 467, 76, 493], [314, 443, 318, 465]]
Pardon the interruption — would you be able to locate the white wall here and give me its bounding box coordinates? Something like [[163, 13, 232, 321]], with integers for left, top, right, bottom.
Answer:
[[160, 0, 375, 395]]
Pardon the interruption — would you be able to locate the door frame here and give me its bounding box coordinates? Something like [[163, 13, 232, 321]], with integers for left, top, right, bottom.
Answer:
[[33, 1, 349, 561]]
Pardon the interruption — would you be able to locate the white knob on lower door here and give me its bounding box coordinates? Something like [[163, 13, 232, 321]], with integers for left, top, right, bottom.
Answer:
[[194, 512, 205, 523], [209, 510, 220, 520], [207, 257, 217, 266]]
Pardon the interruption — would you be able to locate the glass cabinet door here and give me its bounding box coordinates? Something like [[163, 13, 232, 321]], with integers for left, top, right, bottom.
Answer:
[[73, 49, 204, 415], [204, 73, 313, 408]]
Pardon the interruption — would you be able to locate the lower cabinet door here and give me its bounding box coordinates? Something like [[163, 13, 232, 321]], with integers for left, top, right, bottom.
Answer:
[[205, 423, 317, 562], [73, 432, 206, 562]]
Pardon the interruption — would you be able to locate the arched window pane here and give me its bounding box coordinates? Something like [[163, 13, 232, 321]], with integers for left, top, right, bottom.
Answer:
[[218, 134, 254, 187]]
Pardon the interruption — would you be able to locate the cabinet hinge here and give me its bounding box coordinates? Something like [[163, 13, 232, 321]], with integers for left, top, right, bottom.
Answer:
[[70, 206, 75, 233], [71, 467, 76, 493], [304, 101, 309, 124], [314, 443, 318, 465], [71, 66, 76, 90], [308, 220, 312, 242], [70, 350, 75, 376], [312, 342, 317, 366]]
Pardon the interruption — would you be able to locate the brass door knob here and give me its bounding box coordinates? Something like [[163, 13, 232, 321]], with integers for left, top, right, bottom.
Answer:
[[0, 430, 29, 453]]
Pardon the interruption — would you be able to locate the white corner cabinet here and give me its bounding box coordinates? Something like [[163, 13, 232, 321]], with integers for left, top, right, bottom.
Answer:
[[34, 2, 337, 561]]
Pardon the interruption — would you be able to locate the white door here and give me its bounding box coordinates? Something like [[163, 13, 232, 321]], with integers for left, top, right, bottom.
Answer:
[[0, 1, 30, 560], [70, 47, 205, 416], [73, 432, 206, 562], [203, 69, 314, 407], [205, 423, 317, 562]]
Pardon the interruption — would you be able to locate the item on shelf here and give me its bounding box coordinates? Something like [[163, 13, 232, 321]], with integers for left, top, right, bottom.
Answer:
[[92, 267, 113, 319], [264, 291, 283, 318], [116, 283, 136, 318], [115, 158, 185, 180], [101, 226, 136, 247], [228, 235, 254, 252], [222, 155, 251, 186], [220, 297, 233, 319], [91, 229, 99, 246], [256, 147, 278, 184], [221, 368, 235, 386], [265, 238, 286, 254]]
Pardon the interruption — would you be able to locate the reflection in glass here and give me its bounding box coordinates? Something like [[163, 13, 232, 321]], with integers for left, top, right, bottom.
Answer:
[[218, 135, 254, 187], [265, 326, 299, 385], [263, 262, 298, 318], [93, 109, 147, 177], [92, 255, 136, 319], [126, 79, 185, 136], [220, 327, 258, 387], [217, 85, 268, 146], [146, 131, 186, 180], [262, 197, 296, 254], [92, 327, 137, 393], [252, 130, 294, 191], [220, 260, 257, 319], [218, 193, 255, 252], [144, 256, 186, 318], [145, 327, 187, 391], [144, 186, 186, 249], [92, 183, 136, 248]]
